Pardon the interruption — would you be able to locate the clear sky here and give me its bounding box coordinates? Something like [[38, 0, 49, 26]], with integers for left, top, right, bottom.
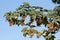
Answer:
[[0, 0, 60, 40]]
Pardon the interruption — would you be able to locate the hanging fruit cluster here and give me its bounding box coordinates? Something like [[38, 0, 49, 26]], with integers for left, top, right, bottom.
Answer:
[[4, 2, 60, 40]]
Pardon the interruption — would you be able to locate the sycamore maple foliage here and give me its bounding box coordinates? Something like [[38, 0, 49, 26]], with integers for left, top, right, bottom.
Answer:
[[4, 0, 60, 40]]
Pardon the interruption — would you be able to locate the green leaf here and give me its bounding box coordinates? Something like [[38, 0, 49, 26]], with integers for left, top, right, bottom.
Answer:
[[23, 32, 27, 37], [21, 27, 27, 32], [32, 29, 38, 34], [16, 5, 23, 10]]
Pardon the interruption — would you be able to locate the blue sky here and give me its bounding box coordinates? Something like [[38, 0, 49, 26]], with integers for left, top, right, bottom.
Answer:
[[0, 0, 60, 40]]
